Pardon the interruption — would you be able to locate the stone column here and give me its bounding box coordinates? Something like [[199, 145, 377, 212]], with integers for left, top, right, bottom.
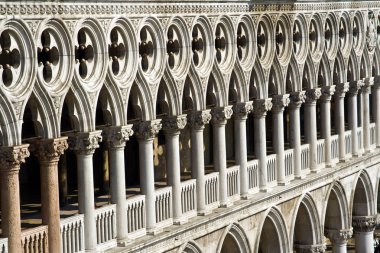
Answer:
[[372, 78, 380, 147], [134, 120, 162, 234], [233, 102, 253, 199], [347, 81, 363, 156], [252, 99, 272, 192], [289, 91, 306, 179], [188, 110, 211, 215], [352, 216, 377, 253], [294, 244, 326, 253], [362, 79, 373, 153], [211, 106, 233, 207], [325, 228, 353, 253], [68, 131, 102, 251], [31, 138, 68, 253], [103, 125, 133, 242], [0, 145, 29, 253], [320, 86, 335, 167], [334, 83, 349, 160], [162, 115, 187, 224], [304, 88, 322, 173], [271, 95, 290, 185]]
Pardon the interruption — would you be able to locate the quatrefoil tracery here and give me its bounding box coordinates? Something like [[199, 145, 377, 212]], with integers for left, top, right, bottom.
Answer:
[[324, 19, 332, 52], [75, 28, 94, 79], [38, 30, 59, 83], [339, 19, 347, 49], [0, 31, 20, 87], [276, 22, 285, 57], [139, 27, 154, 72], [309, 20, 317, 53], [352, 17, 359, 48], [215, 24, 226, 64], [293, 21, 301, 55], [192, 25, 204, 67], [237, 23, 247, 61], [167, 26, 180, 69], [109, 28, 126, 76], [257, 22, 266, 59]]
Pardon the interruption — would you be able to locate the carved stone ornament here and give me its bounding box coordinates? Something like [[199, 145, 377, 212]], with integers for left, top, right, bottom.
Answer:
[[30, 137, 68, 162], [233, 102, 253, 120], [334, 83, 350, 97], [188, 110, 212, 130], [366, 11, 377, 53], [162, 115, 187, 134], [320, 85, 336, 101], [271, 94, 290, 113], [134, 119, 162, 140], [0, 144, 30, 172], [305, 88, 322, 104], [347, 80, 364, 96], [211, 106, 233, 125], [289, 91, 306, 108], [103, 125, 134, 149], [352, 215, 377, 232], [67, 131, 103, 155], [361, 78, 374, 93], [252, 99, 272, 117], [325, 228, 353, 244], [293, 243, 326, 253]]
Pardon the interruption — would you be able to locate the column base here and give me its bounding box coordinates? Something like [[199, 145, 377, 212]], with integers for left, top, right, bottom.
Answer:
[[277, 181, 290, 186], [325, 163, 335, 168], [353, 153, 361, 158], [295, 175, 306, 180], [259, 187, 271, 193], [173, 217, 188, 225], [146, 227, 164, 235], [197, 209, 212, 216], [240, 194, 249, 200], [311, 168, 321, 174], [219, 201, 233, 208]]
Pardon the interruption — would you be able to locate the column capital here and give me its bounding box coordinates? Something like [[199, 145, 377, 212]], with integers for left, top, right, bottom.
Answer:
[[0, 144, 30, 172], [162, 115, 187, 135], [334, 82, 349, 98], [289, 91, 306, 109], [188, 109, 212, 130], [233, 101, 253, 120], [305, 88, 322, 104], [325, 228, 353, 244], [29, 137, 68, 162], [373, 76, 380, 88], [67, 131, 102, 155], [211, 106, 233, 125], [271, 94, 290, 113], [320, 85, 336, 101], [102, 125, 134, 149], [347, 80, 363, 96], [293, 244, 326, 253], [134, 119, 162, 141], [362, 77, 373, 93], [352, 215, 377, 232], [252, 98, 272, 118]]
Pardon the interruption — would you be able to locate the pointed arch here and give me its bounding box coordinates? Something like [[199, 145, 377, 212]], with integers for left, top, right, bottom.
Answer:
[[126, 82, 152, 121], [156, 77, 181, 116], [207, 72, 228, 107], [230, 67, 248, 103], [359, 49, 371, 79], [286, 57, 301, 92], [333, 51, 346, 84], [0, 92, 19, 146], [216, 223, 251, 253], [302, 56, 316, 90], [347, 51, 359, 82], [351, 170, 376, 217], [268, 59, 284, 96], [177, 240, 203, 253], [97, 84, 125, 126], [317, 54, 332, 88], [372, 47, 380, 77], [251, 60, 265, 98]]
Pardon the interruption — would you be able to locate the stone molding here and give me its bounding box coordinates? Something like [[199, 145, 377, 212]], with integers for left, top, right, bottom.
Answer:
[[162, 115, 187, 135], [188, 110, 212, 130], [334, 83, 350, 98], [271, 94, 290, 113], [347, 80, 363, 96], [352, 215, 377, 232], [293, 244, 326, 253], [233, 102, 253, 120], [289, 91, 306, 109], [305, 88, 322, 104], [102, 125, 134, 149], [324, 228, 353, 244], [0, 144, 30, 173], [320, 85, 336, 101], [211, 106, 233, 125], [29, 137, 68, 162], [134, 119, 162, 141], [252, 98, 272, 118], [67, 131, 102, 155]]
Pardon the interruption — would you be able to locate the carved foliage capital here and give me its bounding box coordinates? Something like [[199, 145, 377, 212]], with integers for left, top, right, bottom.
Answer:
[[31, 137, 68, 162], [68, 131, 103, 155], [103, 125, 134, 149], [320, 85, 336, 101], [134, 119, 162, 140], [0, 144, 30, 172], [293, 244, 326, 253], [289, 91, 306, 108], [334, 83, 349, 97], [271, 94, 290, 113], [305, 88, 322, 104], [162, 115, 187, 134], [211, 106, 233, 125], [347, 81, 363, 96], [252, 99, 272, 117], [352, 215, 377, 232], [325, 228, 353, 244], [188, 110, 212, 130], [233, 102, 253, 120]]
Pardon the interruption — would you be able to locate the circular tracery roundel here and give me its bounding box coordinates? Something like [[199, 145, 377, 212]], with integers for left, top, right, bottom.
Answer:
[[377, 15, 380, 46], [236, 15, 256, 70], [191, 17, 213, 76], [352, 14, 364, 53], [107, 18, 138, 88], [275, 15, 291, 65], [74, 19, 107, 90], [338, 14, 351, 54], [257, 16, 274, 69], [309, 16, 323, 60], [36, 19, 73, 95], [214, 17, 235, 72], [324, 14, 338, 58], [0, 19, 36, 98], [293, 15, 308, 63]]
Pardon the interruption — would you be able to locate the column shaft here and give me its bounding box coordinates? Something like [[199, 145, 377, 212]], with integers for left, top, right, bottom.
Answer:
[[191, 128, 206, 213], [273, 111, 285, 184], [305, 89, 321, 172], [213, 123, 228, 206], [290, 106, 302, 178], [362, 84, 371, 152], [234, 118, 248, 197], [348, 88, 359, 156], [355, 232, 374, 253], [321, 86, 335, 167], [373, 85, 380, 147]]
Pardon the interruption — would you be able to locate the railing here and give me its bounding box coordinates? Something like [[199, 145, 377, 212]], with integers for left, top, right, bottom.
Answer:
[[180, 179, 197, 220], [21, 225, 48, 253], [357, 127, 363, 152], [126, 194, 146, 239], [300, 144, 310, 173], [95, 204, 117, 251], [226, 165, 239, 200], [266, 154, 277, 187], [316, 139, 325, 168], [60, 215, 85, 253], [284, 149, 294, 181], [331, 134, 339, 163], [247, 159, 259, 193], [0, 238, 7, 253], [204, 172, 219, 209], [370, 122, 376, 148], [155, 186, 173, 229], [344, 130, 352, 157]]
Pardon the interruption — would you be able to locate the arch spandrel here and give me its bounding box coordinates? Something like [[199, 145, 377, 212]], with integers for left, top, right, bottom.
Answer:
[[177, 240, 203, 253], [216, 223, 251, 253]]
